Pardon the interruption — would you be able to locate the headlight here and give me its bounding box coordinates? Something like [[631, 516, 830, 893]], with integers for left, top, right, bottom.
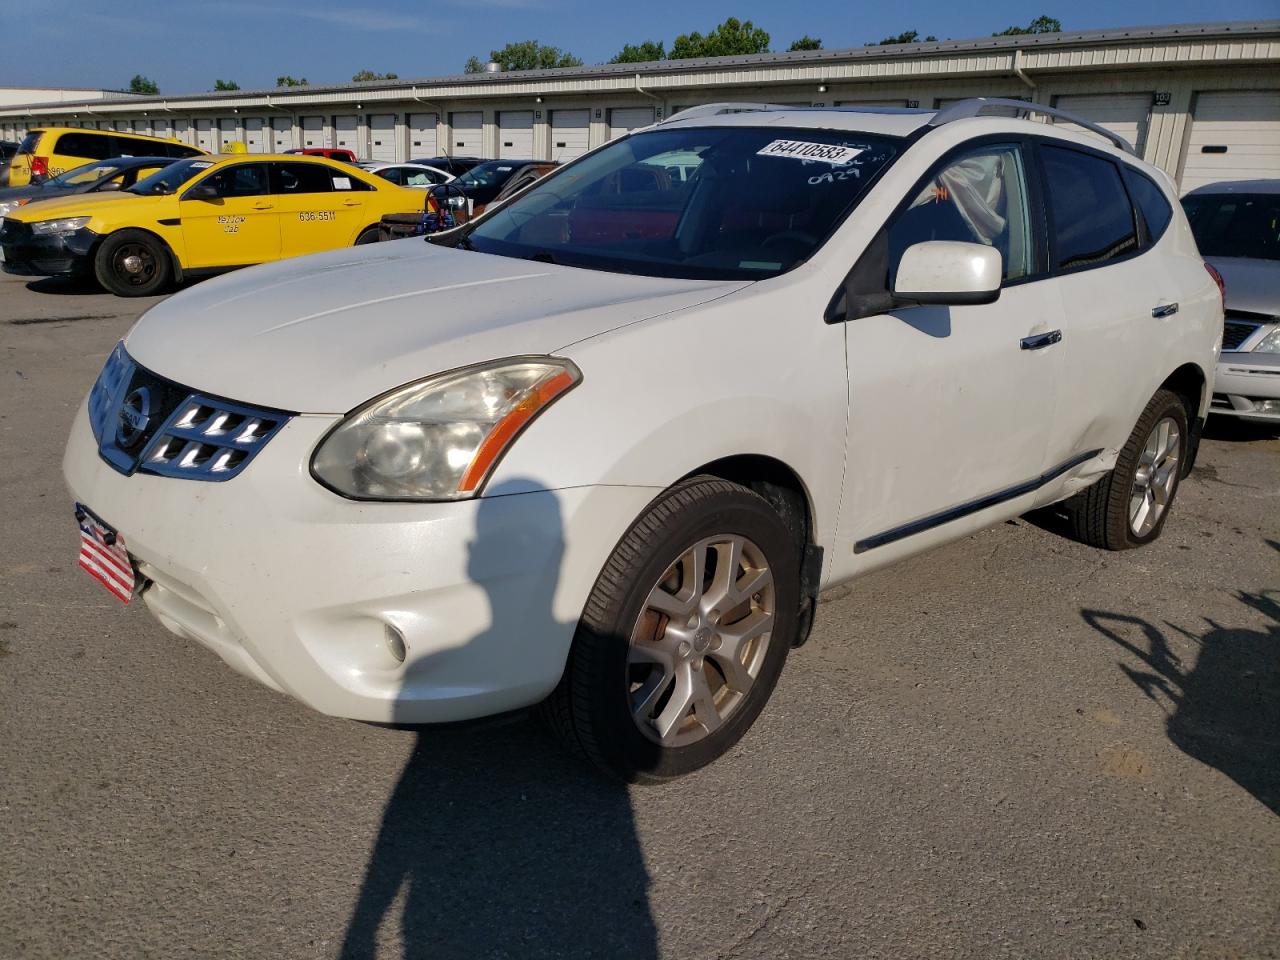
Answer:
[[1253, 326, 1280, 354], [30, 216, 91, 236], [0, 198, 27, 216], [311, 357, 581, 501]]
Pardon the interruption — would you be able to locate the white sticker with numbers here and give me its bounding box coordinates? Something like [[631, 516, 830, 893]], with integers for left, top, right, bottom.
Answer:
[[756, 140, 863, 165]]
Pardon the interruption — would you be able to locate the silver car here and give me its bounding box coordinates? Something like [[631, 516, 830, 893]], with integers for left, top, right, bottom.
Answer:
[[1182, 180, 1280, 423]]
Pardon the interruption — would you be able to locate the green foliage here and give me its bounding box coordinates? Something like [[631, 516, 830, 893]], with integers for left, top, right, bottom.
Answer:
[[352, 70, 399, 82], [213, 79, 240, 91], [128, 74, 158, 94], [465, 41, 583, 74], [670, 17, 771, 59], [788, 36, 823, 51], [875, 30, 937, 45], [993, 15, 1062, 36], [610, 40, 666, 63], [275, 75, 309, 87]]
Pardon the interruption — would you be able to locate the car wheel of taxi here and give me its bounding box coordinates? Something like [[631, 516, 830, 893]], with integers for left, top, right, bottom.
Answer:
[[355, 227, 380, 245], [94, 229, 172, 297], [543, 477, 799, 783]]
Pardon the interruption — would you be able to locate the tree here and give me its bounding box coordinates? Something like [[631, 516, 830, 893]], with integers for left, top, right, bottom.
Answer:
[[464, 40, 583, 73], [788, 36, 823, 51], [875, 30, 937, 45], [352, 70, 399, 82], [670, 17, 770, 59], [610, 40, 666, 63], [276, 75, 309, 87], [994, 16, 1062, 36], [213, 79, 240, 91], [128, 74, 158, 94]]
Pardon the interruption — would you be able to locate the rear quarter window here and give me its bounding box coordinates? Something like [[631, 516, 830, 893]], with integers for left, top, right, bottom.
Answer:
[[1123, 167, 1174, 245], [18, 131, 44, 154], [1040, 145, 1139, 271], [52, 131, 113, 161]]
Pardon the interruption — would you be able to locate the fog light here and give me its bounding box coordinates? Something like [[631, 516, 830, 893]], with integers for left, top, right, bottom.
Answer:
[[384, 624, 407, 664], [1255, 399, 1280, 414]]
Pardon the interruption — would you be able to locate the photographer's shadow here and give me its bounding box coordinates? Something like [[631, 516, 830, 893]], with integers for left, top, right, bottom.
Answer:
[[341, 481, 657, 959]]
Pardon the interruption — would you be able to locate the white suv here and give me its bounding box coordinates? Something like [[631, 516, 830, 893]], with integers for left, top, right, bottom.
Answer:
[[65, 100, 1221, 781]]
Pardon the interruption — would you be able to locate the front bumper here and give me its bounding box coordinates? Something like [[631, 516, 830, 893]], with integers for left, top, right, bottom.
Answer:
[[0, 224, 97, 277], [63, 404, 656, 723], [1211, 350, 1280, 422]]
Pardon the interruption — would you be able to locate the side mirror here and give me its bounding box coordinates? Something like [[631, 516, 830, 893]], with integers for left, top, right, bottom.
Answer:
[[893, 241, 1002, 306], [184, 182, 219, 201]]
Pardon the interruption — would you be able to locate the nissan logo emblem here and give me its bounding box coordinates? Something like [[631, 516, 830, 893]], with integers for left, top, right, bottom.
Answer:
[[116, 386, 152, 449]]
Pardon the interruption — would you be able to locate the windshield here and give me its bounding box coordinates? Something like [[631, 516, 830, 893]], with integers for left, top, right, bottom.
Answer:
[[128, 157, 215, 196], [457, 162, 520, 190], [46, 160, 125, 188], [466, 126, 900, 280], [1182, 193, 1280, 261]]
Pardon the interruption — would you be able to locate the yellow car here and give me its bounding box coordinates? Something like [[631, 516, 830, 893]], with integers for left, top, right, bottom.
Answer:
[[0, 154, 426, 296], [7, 127, 206, 187]]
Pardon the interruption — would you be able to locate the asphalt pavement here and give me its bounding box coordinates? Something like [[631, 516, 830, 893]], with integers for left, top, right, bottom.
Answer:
[[1, 271, 1277, 960]]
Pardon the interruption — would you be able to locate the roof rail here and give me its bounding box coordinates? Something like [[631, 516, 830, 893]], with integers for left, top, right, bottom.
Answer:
[[662, 102, 787, 123], [929, 97, 1136, 155]]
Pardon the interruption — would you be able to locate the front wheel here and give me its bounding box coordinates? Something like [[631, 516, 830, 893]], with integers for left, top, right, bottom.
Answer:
[[543, 477, 800, 782], [93, 229, 172, 297]]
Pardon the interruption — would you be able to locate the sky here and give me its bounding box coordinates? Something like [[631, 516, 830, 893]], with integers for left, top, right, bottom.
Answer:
[[3, 0, 1276, 94]]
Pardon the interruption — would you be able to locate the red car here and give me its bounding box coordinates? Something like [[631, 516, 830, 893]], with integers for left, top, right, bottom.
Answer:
[[284, 147, 359, 164]]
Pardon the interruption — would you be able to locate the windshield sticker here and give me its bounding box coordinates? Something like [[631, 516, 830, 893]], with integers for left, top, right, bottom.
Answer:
[[332, 176, 352, 189], [190, 161, 213, 169], [757, 140, 864, 165]]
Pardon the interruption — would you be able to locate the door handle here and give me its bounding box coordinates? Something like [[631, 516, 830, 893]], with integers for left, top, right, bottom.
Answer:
[[1020, 330, 1062, 351], [1152, 302, 1179, 318], [252, 201, 274, 210], [342, 199, 361, 206]]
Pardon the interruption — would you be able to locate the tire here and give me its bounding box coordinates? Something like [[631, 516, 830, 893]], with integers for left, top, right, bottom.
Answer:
[[1062, 388, 1190, 550], [354, 227, 380, 245], [543, 476, 800, 783], [93, 229, 172, 297]]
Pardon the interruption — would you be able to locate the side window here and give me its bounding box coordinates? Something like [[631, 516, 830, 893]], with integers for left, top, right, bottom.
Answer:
[[171, 143, 203, 159], [273, 162, 334, 194], [200, 163, 269, 197], [1123, 167, 1173, 246], [109, 136, 141, 158], [1040, 145, 1138, 271], [52, 131, 112, 161], [334, 172, 373, 192], [887, 144, 1034, 283], [405, 169, 443, 187], [378, 168, 404, 186]]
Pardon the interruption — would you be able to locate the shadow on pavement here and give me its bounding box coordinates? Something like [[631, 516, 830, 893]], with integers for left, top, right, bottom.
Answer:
[[340, 480, 658, 959], [1202, 416, 1280, 442], [1082, 589, 1280, 816], [24, 275, 106, 296]]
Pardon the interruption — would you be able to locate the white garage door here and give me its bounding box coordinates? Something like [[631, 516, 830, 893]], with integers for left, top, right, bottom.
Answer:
[[217, 118, 239, 150], [195, 119, 215, 151], [271, 117, 294, 151], [333, 115, 359, 154], [551, 110, 590, 161], [151, 118, 169, 140], [301, 116, 324, 148], [609, 107, 654, 140], [369, 114, 396, 162], [1054, 93, 1152, 155], [172, 119, 190, 144], [408, 112, 437, 157], [244, 117, 266, 153], [1181, 92, 1280, 193], [498, 111, 533, 159], [451, 112, 483, 155]]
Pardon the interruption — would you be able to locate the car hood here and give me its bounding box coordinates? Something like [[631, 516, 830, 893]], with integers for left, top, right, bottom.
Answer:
[[1206, 256, 1280, 319], [5, 190, 148, 221], [124, 239, 749, 413]]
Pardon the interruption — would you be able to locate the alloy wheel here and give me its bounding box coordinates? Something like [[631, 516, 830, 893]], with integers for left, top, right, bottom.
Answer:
[[1129, 415, 1180, 537]]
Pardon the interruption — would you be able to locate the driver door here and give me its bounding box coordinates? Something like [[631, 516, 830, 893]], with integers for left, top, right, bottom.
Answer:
[[833, 142, 1066, 575], [178, 162, 279, 268]]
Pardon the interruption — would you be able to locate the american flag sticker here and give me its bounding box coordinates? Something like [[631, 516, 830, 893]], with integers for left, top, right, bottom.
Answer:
[[75, 504, 135, 604]]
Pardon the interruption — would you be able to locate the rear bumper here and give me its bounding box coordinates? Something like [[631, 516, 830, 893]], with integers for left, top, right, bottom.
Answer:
[[1212, 351, 1280, 422]]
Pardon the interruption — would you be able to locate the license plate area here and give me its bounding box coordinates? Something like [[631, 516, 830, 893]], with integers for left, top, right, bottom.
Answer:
[[75, 503, 137, 604]]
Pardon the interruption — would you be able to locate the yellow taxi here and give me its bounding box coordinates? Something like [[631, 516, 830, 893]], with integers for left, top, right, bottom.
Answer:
[[7, 127, 206, 187], [0, 154, 426, 296]]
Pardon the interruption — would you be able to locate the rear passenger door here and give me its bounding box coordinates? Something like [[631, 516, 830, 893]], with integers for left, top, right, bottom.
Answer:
[[270, 161, 370, 257]]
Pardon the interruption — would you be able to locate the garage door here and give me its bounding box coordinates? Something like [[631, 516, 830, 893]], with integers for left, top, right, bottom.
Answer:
[[551, 110, 590, 161], [608, 107, 654, 140], [498, 111, 533, 159], [369, 114, 396, 162], [301, 116, 324, 148], [1181, 92, 1280, 193], [217, 118, 239, 150], [271, 117, 294, 151], [244, 117, 266, 153], [451, 112, 483, 155], [151, 118, 169, 140], [1054, 93, 1152, 155], [195, 119, 215, 151], [172, 119, 190, 144], [408, 112, 437, 157], [333, 115, 359, 155]]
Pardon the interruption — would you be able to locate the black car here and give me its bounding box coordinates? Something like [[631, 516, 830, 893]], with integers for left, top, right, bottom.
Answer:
[[0, 141, 18, 188], [407, 155, 486, 177], [445, 159, 549, 208], [0, 156, 176, 217]]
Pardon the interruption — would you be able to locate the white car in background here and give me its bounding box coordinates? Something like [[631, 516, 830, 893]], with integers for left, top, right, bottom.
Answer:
[[65, 100, 1220, 782], [362, 162, 454, 189]]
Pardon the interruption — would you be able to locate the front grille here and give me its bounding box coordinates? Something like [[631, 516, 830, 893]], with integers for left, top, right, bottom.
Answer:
[[1222, 319, 1260, 351], [87, 342, 291, 482]]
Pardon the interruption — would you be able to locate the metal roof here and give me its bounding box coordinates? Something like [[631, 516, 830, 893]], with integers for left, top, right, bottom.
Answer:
[[3, 19, 1278, 114]]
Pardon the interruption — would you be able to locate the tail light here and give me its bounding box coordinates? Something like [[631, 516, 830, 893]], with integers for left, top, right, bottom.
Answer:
[[1204, 262, 1226, 309], [30, 156, 49, 179]]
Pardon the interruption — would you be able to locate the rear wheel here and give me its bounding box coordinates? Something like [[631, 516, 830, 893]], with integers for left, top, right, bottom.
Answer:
[[1063, 388, 1189, 549], [93, 229, 172, 297], [354, 226, 380, 245], [543, 477, 800, 782]]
